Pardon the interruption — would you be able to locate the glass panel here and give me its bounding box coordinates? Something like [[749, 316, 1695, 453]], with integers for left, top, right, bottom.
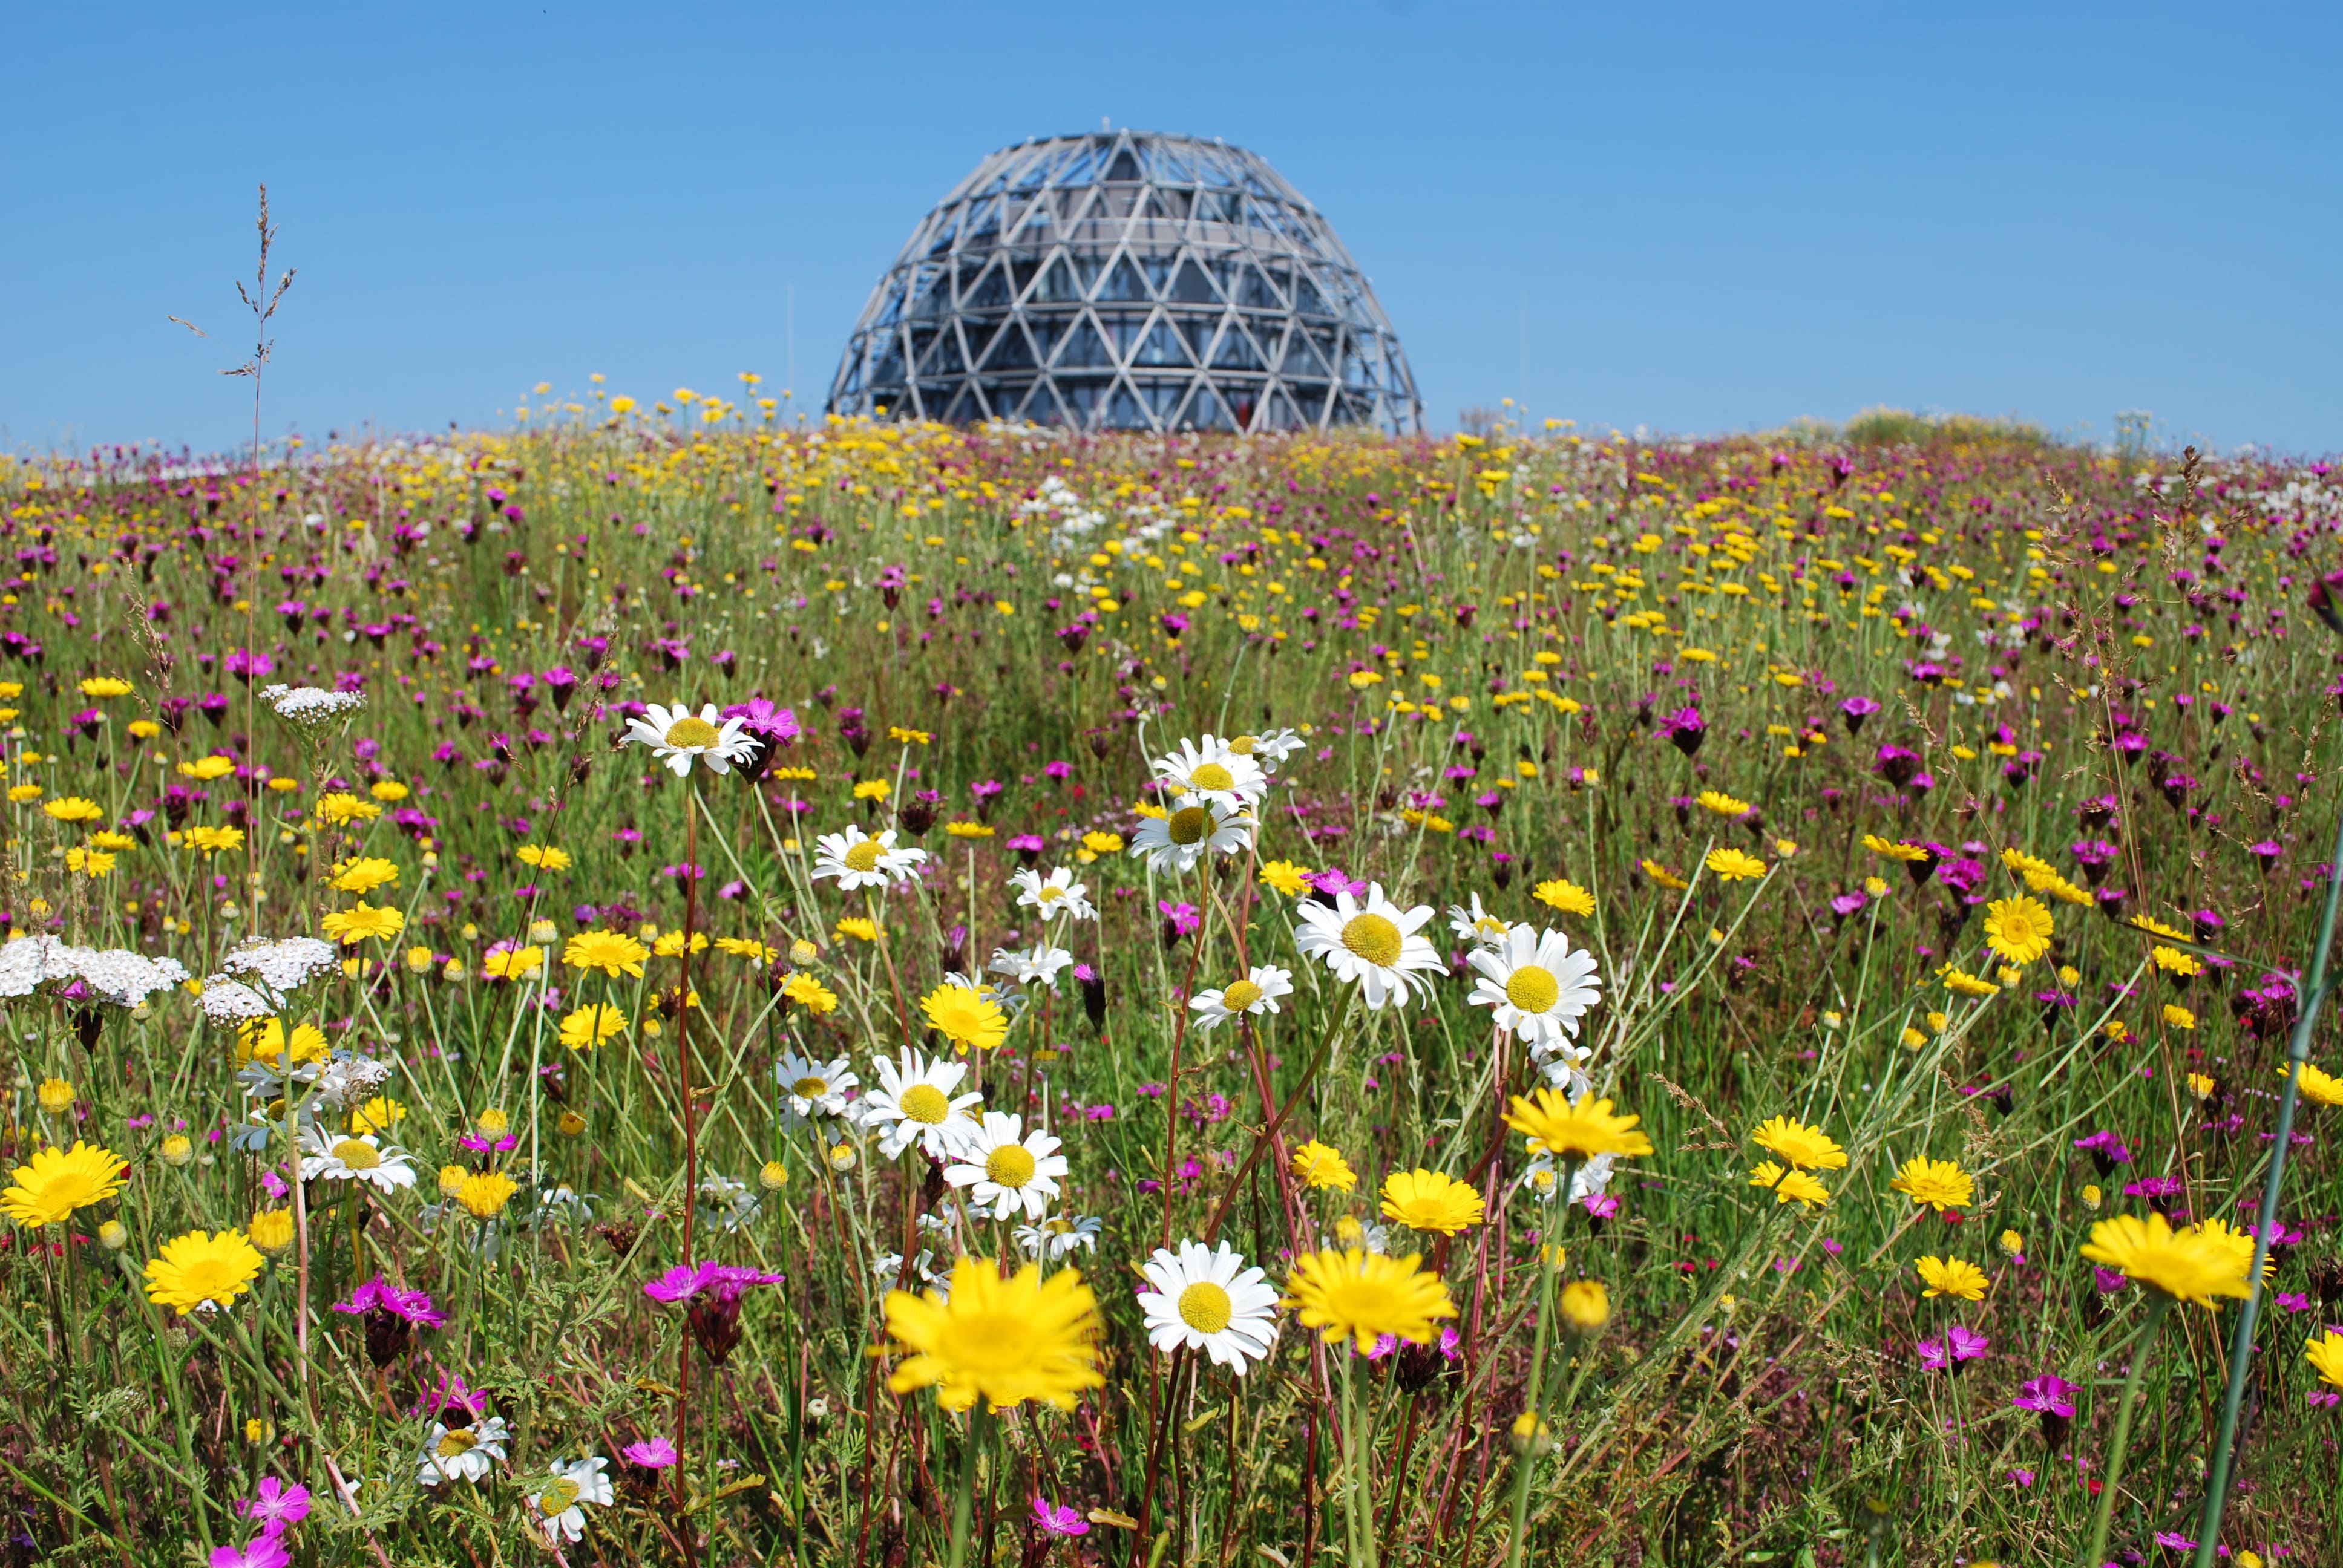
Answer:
[[1104, 148, 1141, 182], [1236, 264, 1282, 310], [1208, 324, 1265, 371], [960, 262, 1010, 310], [1102, 383, 1147, 429], [1053, 319, 1112, 368], [1095, 255, 1151, 302], [977, 323, 1035, 371], [1132, 319, 1191, 368], [1169, 259, 1219, 303], [1029, 258, 1080, 303]]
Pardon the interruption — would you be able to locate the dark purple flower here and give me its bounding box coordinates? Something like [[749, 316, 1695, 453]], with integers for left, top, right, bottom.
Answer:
[[2073, 1130, 2132, 1174], [644, 1261, 785, 1367], [1840, 695, 1881, 733]]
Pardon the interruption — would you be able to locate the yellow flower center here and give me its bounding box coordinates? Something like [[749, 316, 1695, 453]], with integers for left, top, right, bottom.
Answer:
[[1037, 884, 1064, 903], [985, 1143, 1037, 1188], [1167, 806, 1211, 846], [331, 1138, 382, 1171], [1221, 979, 1264, 1011], [538, 1478, 581, 1515], [899, 1083, 950, 1124], [1505, 965, 1560, 1014], [436, 1428, 479, 1459], [1340, 912, 1403, 967], [1178, 1280, 1234, 1334], [1190, 762, 1236, 792], [663, 716, 721, 750], [793, 1076, 830, 1099], [843, 841, 882, 873], [1228, 735, 1258, 754]]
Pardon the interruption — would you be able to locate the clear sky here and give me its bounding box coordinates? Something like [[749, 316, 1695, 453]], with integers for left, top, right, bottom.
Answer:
[[5, 1, 2337, 457]]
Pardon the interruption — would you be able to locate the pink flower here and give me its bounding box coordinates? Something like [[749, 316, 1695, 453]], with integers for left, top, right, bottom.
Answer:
[[1032, 1498, 1089, 1537], [209, 1535, 290, 1568], [623, 1437, 678, 1469], [237, 1476, 311, 1536]]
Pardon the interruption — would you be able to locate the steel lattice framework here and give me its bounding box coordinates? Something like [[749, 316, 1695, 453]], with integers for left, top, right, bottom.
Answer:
[[828, 130, 1421, 435]]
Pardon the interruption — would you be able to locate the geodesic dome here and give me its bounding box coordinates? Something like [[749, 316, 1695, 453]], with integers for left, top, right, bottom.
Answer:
[[828, 130, 1421, 435]]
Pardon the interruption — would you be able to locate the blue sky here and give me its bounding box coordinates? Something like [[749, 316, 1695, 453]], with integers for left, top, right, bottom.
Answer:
[[4, 1, 2336, 455]]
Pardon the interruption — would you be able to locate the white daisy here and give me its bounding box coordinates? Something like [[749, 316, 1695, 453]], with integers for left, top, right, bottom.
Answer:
[[857, 1048, 983, 1160], [418, 1416, 510, 1487], [942, 1111, 1067, 1221], [1010, 866, 1096, 923], [1463, 924, 1602, 1053], [775, 1052, 858, 1123], [528, 1455, 614, 1544], [298, 1128, 418, 1193], [810, 823, 927, 891], [623, 702, 761, 778], [1136, 1240, 1280, 1373], [1291, 882, 1442, 1010], [1188, 964, 1295, 1031], [1152, 735, 1269, 810], [1128, 795, 1253, 875], [1238, 728, 1306, 769], [1015, 1213, 1103, 1260], [988, 942, 1075, 989], [1446, 893, 1512, 947]]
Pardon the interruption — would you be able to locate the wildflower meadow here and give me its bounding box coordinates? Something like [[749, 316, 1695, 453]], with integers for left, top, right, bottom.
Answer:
[[4, 400, 2342, 1567]]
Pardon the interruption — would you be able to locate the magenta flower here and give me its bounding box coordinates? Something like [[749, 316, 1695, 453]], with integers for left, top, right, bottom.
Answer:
[[332, 1275, 445, 1366], [209, 1535, 290, 1568], [644, 1262, 785, 1368], [2014, 1375, 2078, 1418], [1157, 900, 1201, 938], [1032, 1498, 1090, 1537], [1916, 1324, 1989, 1371], [237, 1476, 312, 1536], [622, 1436, 678, 1469]]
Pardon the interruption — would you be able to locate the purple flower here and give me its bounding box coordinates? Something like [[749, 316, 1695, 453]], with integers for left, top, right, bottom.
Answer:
[[2278, 1292, 2313, 1313], [2094, 1266, 2131, 1294], [2073, 1130, 2133, 1174], [237, 1477, 312, 1537], [2153, 1531, 2197, 1550], [1918, 1324, 1989, 1370], [2014, 1375, 2078, 1418], [333, 1274, 444, 1366], [1660, 705, 1706, 757], [1830, 890, 1869, 916], [1032, 1498, 1090, 1537], [1157, 900, 1201, 938], [411, 1373, 488, 1419], [1840, 695, 1881, 733], [1307, 866, 1368, 898], [644, 1262, 785, 1367], [210, 1537, 290, 1568], [622, 1436, 678, 1469], [2008, 1468, 2036, 1488]]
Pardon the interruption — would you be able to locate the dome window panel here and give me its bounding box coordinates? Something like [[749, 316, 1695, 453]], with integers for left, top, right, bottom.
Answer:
[[832, 130, 1417, 433]]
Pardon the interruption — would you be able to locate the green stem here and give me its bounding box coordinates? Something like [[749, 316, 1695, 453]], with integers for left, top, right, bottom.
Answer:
[[2080, 1295, 2171, 1568], [948, 1402, 991, 1568], [2192, 768, 2343, 1567], [1504, 1162, 1574, 1568]]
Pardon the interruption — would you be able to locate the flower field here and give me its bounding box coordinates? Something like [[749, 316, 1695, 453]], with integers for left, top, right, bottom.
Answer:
[[2, 403, 2341, 1567]]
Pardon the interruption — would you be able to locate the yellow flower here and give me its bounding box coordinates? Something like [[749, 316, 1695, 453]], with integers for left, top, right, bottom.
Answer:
[[2082, 1183, 2103, 1210], [759, 1160, 790, 1191], [5, 784, 39, 803], [36, 1078, 73, 1114], [1915, 1255, 1990, 1301], [652, 930, 710, 958], [316, 791, 382, 826], [1558, 1279, 1611, 1331], [247, 1209, 295, 1254], [1532, 878, 1595, 917], [558, 1004, 628, 1051], [369, 780, 410, 802], [456, 1171, 519, 1220], [1292, 1140, 1357, 1192], [1749, 1115, 1847, 1171], [945, 821, 994, 839], [349, 1096, 406, 1135], [143, 1229, 264, 1315], [1283, 1248, 1457, 1354], [1749, 1161, 1831, 1207], [921, 984, 1008, 1054], [885, 1258, 1104, 1411], [238, 1018, 327, 1067], [1982, 895, 2054, 965], [1705, 847, 1767, 882], [782, 972, 839, 1015], [1889, 1157, 1974, 1212], [183, 825, 245, 857], [479, 944, 543, 981], [2284, 1061, 2343, 1107], [1863, 835, 1932, 863], [2306, 1329, 2343, 1391], [42, 796, 103, 824], [516, 844, 572, 872], [1640, 858, 1689, 891], [78, 677, 133, 699], [1696, 789, 1750, 818], [2080, 1212, 2252, 1307], [715, 936, 777, 963], [1079, 831, 1124, 855], [2163, 1004, 2197, 1031], [2151, 944, 2202, 978], [1941, 967, 2000, 998], [851, 777, 890, 801], [563, 929, 650, 978], [321, 903, 404, 946], [328, 857, 399, 895], [1259, 859, 1314, 897], [1379, 1168, 1486, 1235], [1505, 1088, 1654, 1161], [1899, 1026, 1929, 1050], [834, 916, 879, 944], [405, 945, 436, 973], [2, 1140, 126, 1226]]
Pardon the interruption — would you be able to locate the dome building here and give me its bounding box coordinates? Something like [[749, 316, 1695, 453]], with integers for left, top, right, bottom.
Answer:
[[827, 129, 1420, 434]]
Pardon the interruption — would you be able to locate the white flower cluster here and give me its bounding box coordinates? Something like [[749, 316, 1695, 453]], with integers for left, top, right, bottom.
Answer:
[[0, 935, 189, 1007], [221, 936, 342, 991], [198, 978, 278, 1024], [259, 682, 367, 727]]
